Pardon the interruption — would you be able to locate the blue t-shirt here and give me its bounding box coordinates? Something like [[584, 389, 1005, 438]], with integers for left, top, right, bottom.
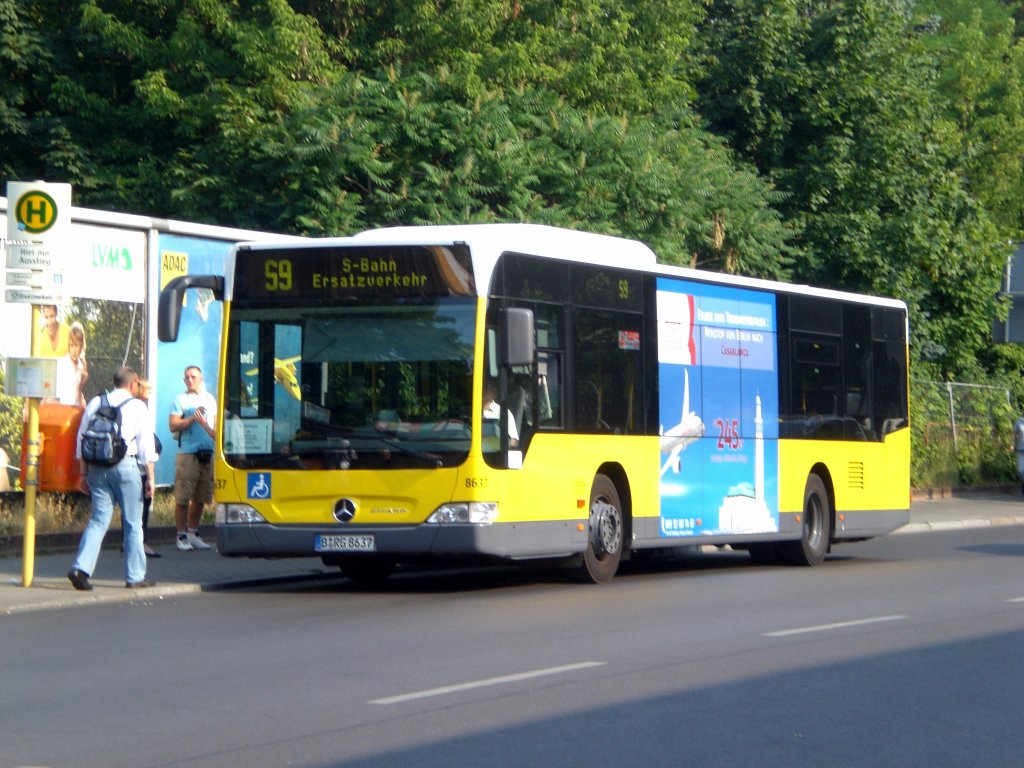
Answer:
[[172, 390, 217, 453]]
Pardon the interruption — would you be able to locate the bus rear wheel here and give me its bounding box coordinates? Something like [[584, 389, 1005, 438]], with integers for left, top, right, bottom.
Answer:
[[779, 474, 831, 566], [577, 474, 624, 584]]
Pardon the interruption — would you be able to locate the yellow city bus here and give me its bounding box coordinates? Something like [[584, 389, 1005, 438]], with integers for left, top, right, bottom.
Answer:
[[159, 224, 909, 583]]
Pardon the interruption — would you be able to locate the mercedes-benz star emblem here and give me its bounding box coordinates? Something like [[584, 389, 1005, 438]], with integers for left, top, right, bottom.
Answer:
[[334, 498, 357, 523]]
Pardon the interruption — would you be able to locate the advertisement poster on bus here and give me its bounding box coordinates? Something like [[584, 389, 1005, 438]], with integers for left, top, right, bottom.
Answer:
[[656, 277, 779, 537]]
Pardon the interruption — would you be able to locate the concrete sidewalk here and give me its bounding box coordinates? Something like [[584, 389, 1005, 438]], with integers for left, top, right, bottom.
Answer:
[[899, 491, 1024, 533], [0, 530, 341, 615], [3, 493, 1024, 615]]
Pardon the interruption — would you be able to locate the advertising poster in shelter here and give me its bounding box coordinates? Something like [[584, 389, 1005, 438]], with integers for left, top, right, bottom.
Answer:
[[153, 235, 231, 485], [0, 219, 147, 487]]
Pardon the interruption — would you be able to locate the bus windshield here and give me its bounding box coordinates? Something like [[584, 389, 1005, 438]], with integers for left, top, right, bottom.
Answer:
[[223, 298, 476, 469]]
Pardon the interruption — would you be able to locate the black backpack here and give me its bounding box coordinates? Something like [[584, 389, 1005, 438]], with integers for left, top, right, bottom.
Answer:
[[80, 394, 128, 467]]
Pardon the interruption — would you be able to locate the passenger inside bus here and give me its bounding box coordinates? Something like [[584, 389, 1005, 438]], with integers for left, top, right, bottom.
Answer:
[[482, 379, 519, 450]]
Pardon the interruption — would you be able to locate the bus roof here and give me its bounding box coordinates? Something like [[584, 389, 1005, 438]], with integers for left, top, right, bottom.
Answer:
[[231, 223, 906, 311], [354, 223, 660, 290], [229, 224, 654, 299], [652, 261, 907, 311]]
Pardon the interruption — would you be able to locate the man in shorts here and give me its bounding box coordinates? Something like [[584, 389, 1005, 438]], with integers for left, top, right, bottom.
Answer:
[[168, 365, 217, 551]]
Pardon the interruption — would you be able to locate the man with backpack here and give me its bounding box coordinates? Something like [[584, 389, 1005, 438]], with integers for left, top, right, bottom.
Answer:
[[67, 367, 157, 591]]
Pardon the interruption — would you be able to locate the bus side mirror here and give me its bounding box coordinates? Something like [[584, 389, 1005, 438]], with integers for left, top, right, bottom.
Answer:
[[501, 308, 535, 367], [158, 275, 225, 342]]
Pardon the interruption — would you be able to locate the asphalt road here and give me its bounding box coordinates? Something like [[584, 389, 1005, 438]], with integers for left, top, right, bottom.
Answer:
[[3, 522, 1023, 768]]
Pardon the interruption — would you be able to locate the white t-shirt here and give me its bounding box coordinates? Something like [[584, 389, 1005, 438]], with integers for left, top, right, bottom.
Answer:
[[55, 356, 86, 406], [483, 401, 519, 441]]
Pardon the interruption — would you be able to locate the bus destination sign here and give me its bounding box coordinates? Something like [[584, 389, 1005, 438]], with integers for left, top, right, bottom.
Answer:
[[235, 244, 475, 301]]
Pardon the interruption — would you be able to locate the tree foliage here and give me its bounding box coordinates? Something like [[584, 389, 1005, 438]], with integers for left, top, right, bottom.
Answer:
[[919, 0, 1024, 239], [695, 0, 1009, 375], [5, 0, 1024, 384]]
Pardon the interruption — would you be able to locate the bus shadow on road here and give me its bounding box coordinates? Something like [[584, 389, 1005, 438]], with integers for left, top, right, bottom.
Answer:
[[232, 547, 775, 595], [959, 543, 1024, 557]]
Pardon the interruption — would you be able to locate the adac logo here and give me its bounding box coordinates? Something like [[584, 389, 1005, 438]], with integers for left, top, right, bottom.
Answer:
[[15, 190, 59, 235]]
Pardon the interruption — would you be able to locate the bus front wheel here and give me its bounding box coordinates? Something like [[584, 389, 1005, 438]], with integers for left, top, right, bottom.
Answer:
[[578, 474, 624, 584], [780, 474, 831, 566]]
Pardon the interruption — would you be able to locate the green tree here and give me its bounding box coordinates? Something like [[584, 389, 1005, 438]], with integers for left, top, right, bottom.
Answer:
[[68, 0, 343, 224], [0, 0, 88, 184], [285, 71, 793, 274], [7, 0, 793, 275], [292, 0, 704, 114], [918, 1, 1024, 239], [696, 0, 1007, 375]]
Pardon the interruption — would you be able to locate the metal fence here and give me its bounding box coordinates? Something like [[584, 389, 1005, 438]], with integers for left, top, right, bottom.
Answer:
[[912, 379, 1015, 488]]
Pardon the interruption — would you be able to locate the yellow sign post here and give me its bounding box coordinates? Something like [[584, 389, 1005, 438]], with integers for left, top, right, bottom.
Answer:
[[5, 356, 59, 581], [6, 180, 72, 587], [6, 356, 58, 587], [22, 401, 40, 587]]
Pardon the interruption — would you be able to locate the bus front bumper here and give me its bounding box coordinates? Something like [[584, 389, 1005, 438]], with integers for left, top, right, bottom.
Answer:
[[216, 521, 585, 561]]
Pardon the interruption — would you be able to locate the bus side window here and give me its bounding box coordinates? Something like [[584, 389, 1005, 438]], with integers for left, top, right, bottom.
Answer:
[[572, 309, 642, 435], [873, 308, 908, 437], [576, 380, 607, 431], [531, 306, 562, 430], [505, 375, 529, 440], [790, 334, 841, 437], [843, 303, 873, 441], [504, 365, 558, 444], [537, 355, 559, 427]]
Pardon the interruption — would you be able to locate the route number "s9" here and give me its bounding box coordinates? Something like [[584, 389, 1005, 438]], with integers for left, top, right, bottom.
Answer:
[[618, 279, 630, 301], [264, 259, 293, 292]]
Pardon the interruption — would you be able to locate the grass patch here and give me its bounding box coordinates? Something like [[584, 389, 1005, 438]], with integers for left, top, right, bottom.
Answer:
[[0, 488, 196, 536]]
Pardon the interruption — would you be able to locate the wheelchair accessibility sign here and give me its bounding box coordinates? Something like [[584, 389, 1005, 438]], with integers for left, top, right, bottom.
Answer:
[[247, 472, 271, 499]]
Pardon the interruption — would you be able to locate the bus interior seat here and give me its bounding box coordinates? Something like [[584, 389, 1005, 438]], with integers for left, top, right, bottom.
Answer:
[[576, 380, 610, 432], [576, 381, 598, 430], [882, 417, 906, 435], [846, 391, 863, 416]]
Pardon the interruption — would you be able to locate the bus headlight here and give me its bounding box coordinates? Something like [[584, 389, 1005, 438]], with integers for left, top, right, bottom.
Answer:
[[427, 502, 499, 524], [216, 503, 268, 525]]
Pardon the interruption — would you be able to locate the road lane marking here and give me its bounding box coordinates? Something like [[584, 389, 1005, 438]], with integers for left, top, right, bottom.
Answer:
[[369, 661, 607, 705], [763, 615, 907, 638], [1007, 597, 1024, 603]]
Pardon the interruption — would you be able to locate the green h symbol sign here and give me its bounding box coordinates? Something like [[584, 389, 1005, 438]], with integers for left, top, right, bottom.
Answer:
[[16, 191, 58, 234], [25, 198, 49, 224]]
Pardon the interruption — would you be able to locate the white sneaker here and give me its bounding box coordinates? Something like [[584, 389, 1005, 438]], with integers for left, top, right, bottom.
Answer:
[[186, 531, 211, 550], [176, 534, 193, 551]]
